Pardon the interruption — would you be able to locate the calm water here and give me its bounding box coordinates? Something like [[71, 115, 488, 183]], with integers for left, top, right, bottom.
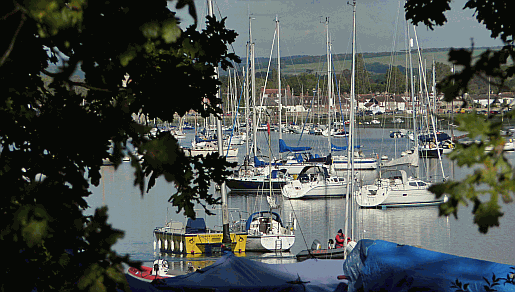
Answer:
[[87, 128, 515, 267]]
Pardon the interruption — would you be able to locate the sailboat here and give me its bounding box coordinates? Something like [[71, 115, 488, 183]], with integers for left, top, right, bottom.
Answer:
[[294, 7, 362, 259], [281, 17, 347, 200], [226, 15, 295, 193], [355, 18, 447, 208]]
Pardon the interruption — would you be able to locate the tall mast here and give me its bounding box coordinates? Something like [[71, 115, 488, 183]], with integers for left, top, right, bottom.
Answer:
[[407, 21, 419, 178], [276, 15, 283, 145], [344, 0, 356, 258], [251, 18, 258, 158], [244, 15, 252, 167], [207, 0, 231, 245], [326, 17, 332, 153]]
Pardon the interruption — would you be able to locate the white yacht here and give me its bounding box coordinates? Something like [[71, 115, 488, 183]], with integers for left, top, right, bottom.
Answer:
[[282, 165, 347, 199], [355, 169, 447, 208]]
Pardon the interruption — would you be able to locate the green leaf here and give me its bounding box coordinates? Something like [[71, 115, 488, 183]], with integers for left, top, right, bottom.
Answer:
[[162, 19, 181, 43]]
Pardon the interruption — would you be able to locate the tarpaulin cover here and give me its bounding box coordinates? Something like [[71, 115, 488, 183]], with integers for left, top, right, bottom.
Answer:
[[343, 239, 515, 292], [279, 139, 311, 153], [147, 251, 349, 292]]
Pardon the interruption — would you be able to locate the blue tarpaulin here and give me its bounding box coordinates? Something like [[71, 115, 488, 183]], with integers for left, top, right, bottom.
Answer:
[[134, 251, 349, 292], [343, 239, 515, 292]]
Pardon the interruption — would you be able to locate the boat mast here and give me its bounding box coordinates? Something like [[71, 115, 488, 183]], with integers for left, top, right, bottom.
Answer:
[[251, 19, 258, 159], [208, 0, 231, 245], [244, 15, 252, 169], [406, 20, 419, 178], [325, 17, 332, 153], [276, 15, 283, 152], [344, 0, 356, 258], [413, 27, 446, 179]]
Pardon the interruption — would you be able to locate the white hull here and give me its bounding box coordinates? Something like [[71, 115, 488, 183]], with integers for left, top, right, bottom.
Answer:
[[185, 141, 239, 157], [282, 179, 347, 199], [186, 148, 238, 157], [332, 156, 378, 170], [246, 234, 295, 252], [356, 175, 445, 208]]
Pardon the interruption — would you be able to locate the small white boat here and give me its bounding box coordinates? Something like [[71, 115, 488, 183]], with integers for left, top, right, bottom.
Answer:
[[184, 141, 238, 157], [355, 169, 447, 208], [282, 165, 347, 199], [238, 211, 295, 252]]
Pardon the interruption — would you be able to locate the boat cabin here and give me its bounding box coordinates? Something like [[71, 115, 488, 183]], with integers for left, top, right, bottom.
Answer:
[[245, 211, 284, 235], [297, 165, 330, 182]]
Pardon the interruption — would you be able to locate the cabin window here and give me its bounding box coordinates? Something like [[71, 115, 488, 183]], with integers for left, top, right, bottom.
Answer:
[[409, 182, 418, 187], [418, 182, 427, 187]]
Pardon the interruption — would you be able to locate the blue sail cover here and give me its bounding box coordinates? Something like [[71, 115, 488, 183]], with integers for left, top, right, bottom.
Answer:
[[343, 239, 515, 292], [279, 139, 311, 153], [138, 251, 349, 292], [331, 144, 362, 151], [253, 156, 282, 167]]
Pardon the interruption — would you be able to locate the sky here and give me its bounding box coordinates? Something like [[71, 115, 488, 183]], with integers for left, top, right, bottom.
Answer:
[[170, 0, 504, 59]]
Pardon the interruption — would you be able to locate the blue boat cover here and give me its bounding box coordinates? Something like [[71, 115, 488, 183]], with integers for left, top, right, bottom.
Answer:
[[149, 251, 349, 292], [330, 144, 362, 151], [279, 139, 311, 153], [245, 211, 282, 231], [419, 132, 451, 143], [185, 218, 207, 234], [343, 239, 515, 292], [253, 156, 282, 167]]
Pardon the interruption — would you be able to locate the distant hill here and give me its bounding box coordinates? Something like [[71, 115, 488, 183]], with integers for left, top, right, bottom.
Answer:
[[227, 46, 502, 76]]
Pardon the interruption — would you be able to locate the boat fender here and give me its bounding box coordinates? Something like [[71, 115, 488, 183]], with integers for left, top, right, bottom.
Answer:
[[164, 240, 167, 250]]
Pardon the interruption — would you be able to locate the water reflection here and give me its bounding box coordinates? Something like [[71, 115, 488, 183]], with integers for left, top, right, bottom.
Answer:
[[87, 128, 515, 265]]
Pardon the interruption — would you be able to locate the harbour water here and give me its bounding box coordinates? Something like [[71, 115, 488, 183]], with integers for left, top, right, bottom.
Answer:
[[86, 127, 515, 269]]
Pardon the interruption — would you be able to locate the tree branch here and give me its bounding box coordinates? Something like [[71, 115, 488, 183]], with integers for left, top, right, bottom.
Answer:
[[1, 6, 20, 21], [0, 12, 26, 67]]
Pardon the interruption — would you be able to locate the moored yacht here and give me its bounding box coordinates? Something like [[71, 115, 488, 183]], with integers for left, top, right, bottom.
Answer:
[[282, 165, 347, 199], [355, 169, 447, 208]]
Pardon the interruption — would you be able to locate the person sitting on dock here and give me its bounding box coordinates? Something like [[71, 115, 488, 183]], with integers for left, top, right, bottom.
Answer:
[[335, 229, 345, 248]]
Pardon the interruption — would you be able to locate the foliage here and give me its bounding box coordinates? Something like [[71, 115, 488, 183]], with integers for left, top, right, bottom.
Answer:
[[405, 0, 515, 233], [385, 66, 406, 94], [450, 269, 515, 292], [1, 0, 238, 290]]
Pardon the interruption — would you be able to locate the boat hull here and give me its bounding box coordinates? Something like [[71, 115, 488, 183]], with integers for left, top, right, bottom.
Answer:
[[226, 178, 288, 192], [282, 180, 347, 199], [356, 183, 444, 208], [296, 241, 356, 261], [246, 234, 295, 252], [332, 157, 378, 170], [154, 230, 247, 255]]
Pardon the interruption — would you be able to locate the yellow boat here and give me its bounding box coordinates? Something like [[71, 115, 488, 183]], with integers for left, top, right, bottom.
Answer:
[[154, 218, 247, 255]]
